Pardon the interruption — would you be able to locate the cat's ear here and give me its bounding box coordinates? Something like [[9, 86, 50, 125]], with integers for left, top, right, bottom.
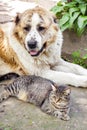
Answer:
[[51, 84, 57, 91], [65, 87, 71, 95]]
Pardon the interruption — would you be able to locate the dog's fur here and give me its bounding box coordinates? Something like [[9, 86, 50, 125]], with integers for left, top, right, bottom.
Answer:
[[0, 6, 87, 87]]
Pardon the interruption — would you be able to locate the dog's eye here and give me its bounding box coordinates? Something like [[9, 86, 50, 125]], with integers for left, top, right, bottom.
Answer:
[[38, 26, 45, 31], [23, 25, 31, 32]]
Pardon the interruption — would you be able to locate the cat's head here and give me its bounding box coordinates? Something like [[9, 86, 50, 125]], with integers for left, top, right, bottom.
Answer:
[[50, 84, 71, 108]]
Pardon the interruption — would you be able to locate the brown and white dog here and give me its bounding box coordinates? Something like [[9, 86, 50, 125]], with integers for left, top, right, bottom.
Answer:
[[0, 6, 87, 87]]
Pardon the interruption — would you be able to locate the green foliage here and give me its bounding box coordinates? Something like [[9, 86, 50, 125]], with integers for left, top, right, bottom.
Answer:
[[4, 128, 12, 130], [72, 50, 87, 68], [51, 0, 87, 36]]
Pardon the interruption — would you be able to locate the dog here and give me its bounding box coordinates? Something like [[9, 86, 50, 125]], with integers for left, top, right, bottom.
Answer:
[[0, 6, 87, 87]]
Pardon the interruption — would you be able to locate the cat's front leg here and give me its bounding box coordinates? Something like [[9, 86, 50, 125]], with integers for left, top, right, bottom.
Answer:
[[53, 110, 70, 121]]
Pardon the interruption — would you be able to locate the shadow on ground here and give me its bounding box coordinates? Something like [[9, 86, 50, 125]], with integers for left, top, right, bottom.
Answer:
[[0, 87, 87, 130]]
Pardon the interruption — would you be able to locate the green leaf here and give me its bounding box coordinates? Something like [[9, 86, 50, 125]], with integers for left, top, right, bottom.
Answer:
[[59, 13, 69, 27], [83, 54, 87, 60], [72, 51, 81, 58], [69, 12, 80, 28], [77, 26, 86, 36], [51, 5, 64, 14], [57, 1, 64, 6], [64, 2, 77, 8], [62, 0, 67, 2], [84, 48, 87, 51], [60, 22, 69, 31], [77, 15, 87, 29], [79, 4, 86, 15], [51, 0, 87, 36], [69, 7, 79, 17], [75, 0, 85, 4]]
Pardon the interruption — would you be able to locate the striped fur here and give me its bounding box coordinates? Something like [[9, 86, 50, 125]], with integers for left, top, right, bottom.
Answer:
[[0, 75, 71, 121]]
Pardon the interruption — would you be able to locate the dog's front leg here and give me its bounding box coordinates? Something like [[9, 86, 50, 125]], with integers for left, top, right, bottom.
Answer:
[[52, 58, 87, 76], [41, 70, 87, 87]]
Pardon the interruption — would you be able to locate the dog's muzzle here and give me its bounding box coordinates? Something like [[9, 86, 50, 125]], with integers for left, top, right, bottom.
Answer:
[[27, 40, 37, 49], [26, 40, 46, 57]]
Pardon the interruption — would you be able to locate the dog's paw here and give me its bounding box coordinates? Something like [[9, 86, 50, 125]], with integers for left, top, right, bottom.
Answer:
[[73, 76, 87, 88], [78, 80, 87, 88]]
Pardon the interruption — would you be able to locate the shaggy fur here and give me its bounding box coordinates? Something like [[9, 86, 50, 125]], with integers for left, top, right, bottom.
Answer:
[[0, 6, 87, 87]]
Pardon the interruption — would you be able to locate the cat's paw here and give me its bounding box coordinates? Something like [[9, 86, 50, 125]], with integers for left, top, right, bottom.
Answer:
[[54, 111, 70, 121], [61, 115, 70, 121]]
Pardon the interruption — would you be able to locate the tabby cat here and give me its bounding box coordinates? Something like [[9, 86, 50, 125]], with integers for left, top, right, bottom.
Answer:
[[0, 75, 71, 121]]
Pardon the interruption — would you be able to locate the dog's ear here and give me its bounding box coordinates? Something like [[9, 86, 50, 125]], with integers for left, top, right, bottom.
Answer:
[[53, 17, 58, 24], [50, 12, 58, 24], [15, 13, 21, 25], [52, 15, 58, 24]]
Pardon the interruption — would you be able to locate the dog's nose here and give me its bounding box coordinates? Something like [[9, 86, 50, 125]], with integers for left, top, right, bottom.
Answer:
[[27, 40, 37, 49]]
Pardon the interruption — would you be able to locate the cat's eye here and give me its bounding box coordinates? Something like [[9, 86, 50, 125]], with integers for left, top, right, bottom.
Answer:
[[64, 92, 70, 96]]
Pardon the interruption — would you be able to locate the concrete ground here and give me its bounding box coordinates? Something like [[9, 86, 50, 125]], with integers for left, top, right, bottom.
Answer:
[[0, 87, 87, 130], [0, 0, 87, 130]]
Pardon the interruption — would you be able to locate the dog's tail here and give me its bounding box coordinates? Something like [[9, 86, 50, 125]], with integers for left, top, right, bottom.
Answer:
[[0, 72, 20, 82]]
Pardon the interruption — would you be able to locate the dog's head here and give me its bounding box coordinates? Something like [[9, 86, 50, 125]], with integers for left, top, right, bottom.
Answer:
[[13, 6, 59, 57]]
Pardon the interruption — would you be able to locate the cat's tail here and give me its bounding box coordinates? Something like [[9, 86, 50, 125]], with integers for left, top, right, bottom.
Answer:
[[0, 72, 20, 82]]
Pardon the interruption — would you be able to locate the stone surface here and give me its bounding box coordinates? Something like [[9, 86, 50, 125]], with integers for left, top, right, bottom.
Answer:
[[0, 87, 87, 130], [63, 30, 87, 59]]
